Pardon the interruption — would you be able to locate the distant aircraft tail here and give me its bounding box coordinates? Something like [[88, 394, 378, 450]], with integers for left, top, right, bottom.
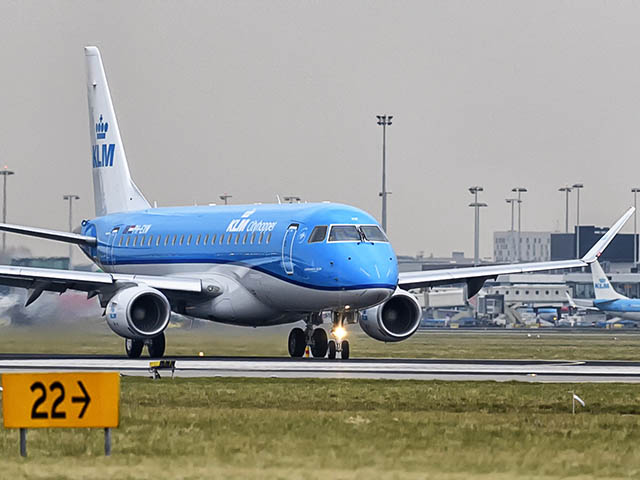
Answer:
[[591, 260, 626, 300], [85, 46, 150, 217]]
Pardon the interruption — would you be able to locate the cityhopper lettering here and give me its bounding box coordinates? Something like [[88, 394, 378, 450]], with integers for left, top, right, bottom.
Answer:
[[226, 219, 277, 233]]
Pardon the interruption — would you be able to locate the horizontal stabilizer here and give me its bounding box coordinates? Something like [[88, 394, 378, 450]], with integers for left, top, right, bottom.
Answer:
[[0, 223, 97, 247]]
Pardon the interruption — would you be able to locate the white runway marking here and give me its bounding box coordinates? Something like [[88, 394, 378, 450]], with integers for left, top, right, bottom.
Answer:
[[0, 357, 639, 382]]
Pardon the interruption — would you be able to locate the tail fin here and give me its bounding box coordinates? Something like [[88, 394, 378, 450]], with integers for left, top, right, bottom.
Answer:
[[85, 46, 150, 217], [591, 260, 626, 300]]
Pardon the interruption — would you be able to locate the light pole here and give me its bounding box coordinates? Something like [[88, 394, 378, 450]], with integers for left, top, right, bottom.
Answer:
[[572, 183, 584, 257], [219, 194, 232, 205], [558, 186, 572, 233], [376, 115, 392, 233], [469, 186, 486, 266], [63, 194, 80, 265], [505, 198, 520, 262], [511, 187, 527, 261], [633, 188, 640, 267], [0, 167, 15, 253]]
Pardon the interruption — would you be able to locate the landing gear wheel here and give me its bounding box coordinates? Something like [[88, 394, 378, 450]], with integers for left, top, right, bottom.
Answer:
[[125, 338, 143, 359], [311, 328, 328, 358], [341, 340, 350, 360], [328, 340, 337, 359], [288, 327, 306, 357], [147, 332, 166, 358]]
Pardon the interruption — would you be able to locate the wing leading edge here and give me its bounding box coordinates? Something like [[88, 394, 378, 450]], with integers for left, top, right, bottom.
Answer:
[[398, 207, 635, 294], [0, 264, 217, 307]]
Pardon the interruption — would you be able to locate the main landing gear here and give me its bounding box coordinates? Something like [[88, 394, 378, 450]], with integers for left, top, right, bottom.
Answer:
[[287, 311, 351, 359], [125, 332, 166, 359]]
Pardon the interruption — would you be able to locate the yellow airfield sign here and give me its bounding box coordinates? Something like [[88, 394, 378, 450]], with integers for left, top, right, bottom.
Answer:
[[2, 372, 119, 428]]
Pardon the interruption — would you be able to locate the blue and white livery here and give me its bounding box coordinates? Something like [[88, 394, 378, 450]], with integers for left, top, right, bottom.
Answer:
[[570, 260, 640, 322], [0, 47, 633, 359]]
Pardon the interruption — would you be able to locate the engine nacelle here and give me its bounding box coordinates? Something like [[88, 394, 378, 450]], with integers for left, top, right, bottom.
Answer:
[[359, 289, 422, 342], [105, 286, 171, 340]]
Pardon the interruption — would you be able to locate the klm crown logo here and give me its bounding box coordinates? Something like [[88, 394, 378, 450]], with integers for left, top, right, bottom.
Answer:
[[96, 115, 109, 140]]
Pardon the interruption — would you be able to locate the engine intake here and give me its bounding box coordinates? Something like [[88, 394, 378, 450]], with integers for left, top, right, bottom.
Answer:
[[359, 289, 421, 342], [105, 286, 171, 340]]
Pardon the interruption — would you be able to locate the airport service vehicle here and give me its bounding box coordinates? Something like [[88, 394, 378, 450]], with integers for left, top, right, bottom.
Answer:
[[0, 47, 633, 359], [569, 260, 640, 322]]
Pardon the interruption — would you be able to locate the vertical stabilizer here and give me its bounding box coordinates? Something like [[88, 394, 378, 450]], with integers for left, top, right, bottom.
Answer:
[[85, 46, 150, 217], [591, 260, 626, 300]]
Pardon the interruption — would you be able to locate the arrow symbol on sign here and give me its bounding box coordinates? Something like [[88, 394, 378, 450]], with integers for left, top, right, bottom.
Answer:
[[71, 381, 91, 418]]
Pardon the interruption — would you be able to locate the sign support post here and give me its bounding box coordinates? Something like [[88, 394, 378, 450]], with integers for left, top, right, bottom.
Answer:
[[20, 428, 26, 457], [105, 428, 111, 456]]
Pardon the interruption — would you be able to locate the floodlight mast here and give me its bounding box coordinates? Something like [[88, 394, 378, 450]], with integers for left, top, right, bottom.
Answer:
[[0, 167, 15, 253], [469, 186, 486, 266], [572, 183, 584, 257], [558, 186, 572, 233], [376, 115, 392, 234], [63, 194, 80, 265], [511, 187, 527, 261]]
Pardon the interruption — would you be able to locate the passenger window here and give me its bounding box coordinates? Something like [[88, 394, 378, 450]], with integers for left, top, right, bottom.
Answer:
[[227, 234, 231, 245], [219, 234, 224, 245], [125, 236, 131, 247], [164, 235, 169, 246], [147, 235, 153, 246], [204, 234, 209, 245], [266, 232, 271, 244], [234, 233, 239, 245], [187, 234, 192, 246], [250, 232, 256, 244], [132, 236, 138, 247], [258, 232, 264, 244], [329, 225, 360, 242], [308, 226, 328, 243], [242, 233, 248, 245], [118, 236, 123, 247], [179, 235, 185, 246], [156, 235, 161, 247], [211, 234, 217, 244], [196, 234, 201, 246], [172, 235, 177, 246]]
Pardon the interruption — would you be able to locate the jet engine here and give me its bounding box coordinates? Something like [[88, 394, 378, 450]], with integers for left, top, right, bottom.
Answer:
[[105, 286, 171, 340], [359, 289, 421, 342]]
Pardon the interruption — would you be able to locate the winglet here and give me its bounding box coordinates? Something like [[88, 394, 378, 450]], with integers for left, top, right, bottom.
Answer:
[[581, 207, 635, 264]]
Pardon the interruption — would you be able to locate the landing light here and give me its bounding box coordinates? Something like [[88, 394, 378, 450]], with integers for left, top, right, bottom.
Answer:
[[333, 326, 347, 341]]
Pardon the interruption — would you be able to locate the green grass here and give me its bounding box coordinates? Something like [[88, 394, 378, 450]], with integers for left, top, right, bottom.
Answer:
[[2, 322, 640, 361], [0, 377, 639, 479]]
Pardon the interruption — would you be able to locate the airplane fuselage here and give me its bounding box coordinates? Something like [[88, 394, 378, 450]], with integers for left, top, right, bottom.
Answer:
[[594, 299, 640, 322], [80, 202, 398, 326]]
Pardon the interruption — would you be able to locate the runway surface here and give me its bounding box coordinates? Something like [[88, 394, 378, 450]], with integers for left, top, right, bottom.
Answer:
[[1, 354, 640, 382]]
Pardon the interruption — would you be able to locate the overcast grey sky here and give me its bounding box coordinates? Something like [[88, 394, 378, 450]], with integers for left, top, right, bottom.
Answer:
[[1, 1, 640, 260]]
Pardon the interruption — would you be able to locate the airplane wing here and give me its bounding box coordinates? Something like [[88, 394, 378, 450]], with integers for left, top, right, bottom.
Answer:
[[398, 207, 634, 294], [0, 223, 97, 246], [0, 264, 219, 307]]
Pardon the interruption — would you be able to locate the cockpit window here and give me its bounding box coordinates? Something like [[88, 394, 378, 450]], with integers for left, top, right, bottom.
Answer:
[[328, 225, 361, 242], [360, 225, 388, 242], [308, 226, 328, 243]]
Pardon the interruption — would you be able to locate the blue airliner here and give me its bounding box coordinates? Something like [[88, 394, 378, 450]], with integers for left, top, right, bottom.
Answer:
[[570, 260, 640, 322], [0, 47, 633, 359]]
